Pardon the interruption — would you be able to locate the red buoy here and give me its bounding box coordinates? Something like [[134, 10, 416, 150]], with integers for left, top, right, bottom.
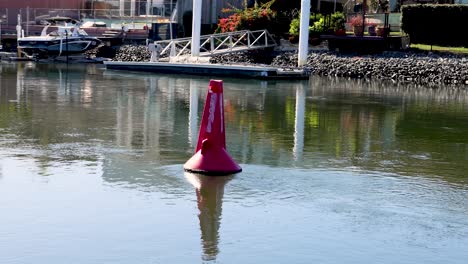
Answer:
[[184, 80, 242, 175]]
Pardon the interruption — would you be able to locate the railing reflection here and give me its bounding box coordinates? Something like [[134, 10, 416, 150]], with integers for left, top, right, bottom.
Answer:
[[184, 172, 234, 261]]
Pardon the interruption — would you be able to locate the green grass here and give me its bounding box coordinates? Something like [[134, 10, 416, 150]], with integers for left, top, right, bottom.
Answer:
[[410, 44, 468, 54], [344, 31, 403, 36], [336, 31, 468, 55], [389, 31, 403, 36]]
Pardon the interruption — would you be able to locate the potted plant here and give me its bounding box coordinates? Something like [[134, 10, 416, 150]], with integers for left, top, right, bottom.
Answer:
[[288, 17, 300, 43], [335, 28, 346, 36], [367, 23, 377, 36], [331, 12, 346, 36], [350, 15, 364, 37], [376, 25, 389, 37]]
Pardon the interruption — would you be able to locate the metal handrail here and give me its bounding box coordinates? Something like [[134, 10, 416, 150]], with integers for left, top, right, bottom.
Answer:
[[154, 29, 277, 58]]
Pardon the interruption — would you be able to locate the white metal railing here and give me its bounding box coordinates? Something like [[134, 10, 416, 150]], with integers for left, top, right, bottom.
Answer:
[[155, 29, 277, 58]]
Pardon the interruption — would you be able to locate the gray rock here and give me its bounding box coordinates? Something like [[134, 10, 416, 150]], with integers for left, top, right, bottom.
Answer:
[[105, 44, 468, 86]]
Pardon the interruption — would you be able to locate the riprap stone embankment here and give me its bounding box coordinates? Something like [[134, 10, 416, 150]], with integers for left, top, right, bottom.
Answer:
[[109, 45, 468, 86]]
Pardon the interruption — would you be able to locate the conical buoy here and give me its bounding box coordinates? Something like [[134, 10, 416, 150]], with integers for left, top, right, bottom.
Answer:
[[184, 80, 242, 175]]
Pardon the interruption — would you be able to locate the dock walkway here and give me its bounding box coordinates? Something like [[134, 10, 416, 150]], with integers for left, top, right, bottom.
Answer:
[[104, 61, 310, 80]]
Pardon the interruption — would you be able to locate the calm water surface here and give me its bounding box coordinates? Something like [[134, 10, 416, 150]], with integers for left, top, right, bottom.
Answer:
[[0, 62, 467, 264]]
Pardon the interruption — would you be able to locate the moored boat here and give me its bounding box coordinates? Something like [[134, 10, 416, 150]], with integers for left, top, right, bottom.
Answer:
[[17, 23, 102, 58]]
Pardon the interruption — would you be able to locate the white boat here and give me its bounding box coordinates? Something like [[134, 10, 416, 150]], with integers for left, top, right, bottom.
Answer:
[[17, 23, 102, 58]]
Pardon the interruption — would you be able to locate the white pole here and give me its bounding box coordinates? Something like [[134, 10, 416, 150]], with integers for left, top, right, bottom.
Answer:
[[130, 0, 136, 17], [16, 13, 22, 57], [26, 6, 29, 37], [169, 0, 173, 39], [146, 0, 151, 16], [298, 0, 311, 67], [120, 0, 125, 16], [191, 0, 202, 57], [16, 13, 21, 39]]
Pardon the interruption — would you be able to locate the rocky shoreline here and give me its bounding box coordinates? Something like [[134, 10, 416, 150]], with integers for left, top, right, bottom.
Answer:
[[106, 44, 468, 86]]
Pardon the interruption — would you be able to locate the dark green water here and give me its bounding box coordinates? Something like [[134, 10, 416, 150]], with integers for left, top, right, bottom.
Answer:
[[0, 62, 467, 264]]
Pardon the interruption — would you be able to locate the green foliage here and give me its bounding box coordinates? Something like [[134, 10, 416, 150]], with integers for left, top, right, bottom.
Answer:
[[310, 13, 323, 27], [289, 12, 344, 37], [402, 4, 468, 47], [310, 18, 325, 36], [330, 12, 346, 31], [289, 17, 300, 36], [289, 13, 323, 36]]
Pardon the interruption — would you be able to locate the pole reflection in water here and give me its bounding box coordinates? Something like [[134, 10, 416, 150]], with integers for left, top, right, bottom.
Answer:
[[293, 81, 306, 162], [16, 62, 24, 104], [57, 66, 72, 100], [115, 84, 135, 147], [184, 172, 234, 261], [188, 80, 199, 148], [143, 76, 161, 151]]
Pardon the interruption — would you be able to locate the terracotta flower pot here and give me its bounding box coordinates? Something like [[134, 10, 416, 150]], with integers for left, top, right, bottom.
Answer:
[[353, 25, 364, 37], [335, 28, 346, 36], [288, 35, 299, 43], [376, 27, 388, 37]]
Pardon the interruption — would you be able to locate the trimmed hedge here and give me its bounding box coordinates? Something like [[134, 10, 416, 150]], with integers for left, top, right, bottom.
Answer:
[[401, 4, 468, 47]]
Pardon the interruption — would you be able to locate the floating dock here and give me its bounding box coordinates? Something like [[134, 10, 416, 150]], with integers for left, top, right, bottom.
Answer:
[[104, 61, 310, 80]]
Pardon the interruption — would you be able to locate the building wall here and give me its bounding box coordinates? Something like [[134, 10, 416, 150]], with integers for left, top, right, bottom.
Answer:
[[0, 0, 84, 9], [0, 0, 86, 25], [177, 0, 246, 24]]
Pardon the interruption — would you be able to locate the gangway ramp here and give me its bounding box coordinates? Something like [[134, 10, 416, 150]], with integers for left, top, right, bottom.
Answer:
[[154, 29, 277, 58]]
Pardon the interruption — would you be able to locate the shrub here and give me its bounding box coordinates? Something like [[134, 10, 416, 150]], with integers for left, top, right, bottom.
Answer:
[[217, 14, 241, 33], [350, 15, 363, 27], [288, 13, 325, 37], [310, 18, 326, 36], [289, 17, 300, 36], [216, 0, 277, 33], [330, 12, 346, 31], [402, 4, 468, 47]]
